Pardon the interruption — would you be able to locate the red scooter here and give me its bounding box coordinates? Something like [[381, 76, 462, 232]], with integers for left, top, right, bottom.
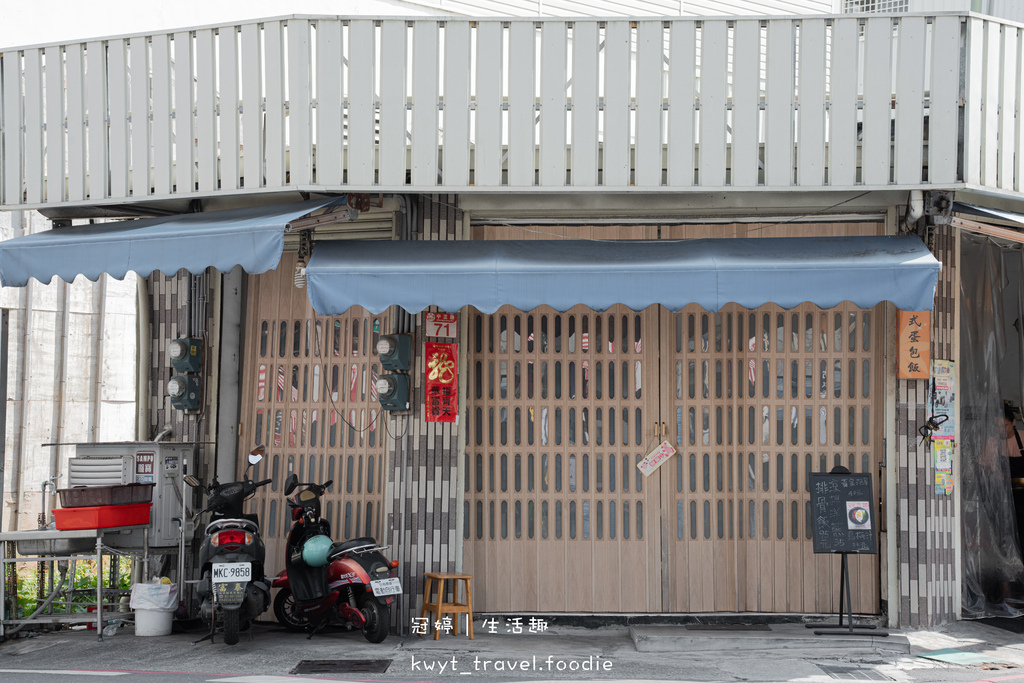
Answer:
[[271, 473, 401, 642]]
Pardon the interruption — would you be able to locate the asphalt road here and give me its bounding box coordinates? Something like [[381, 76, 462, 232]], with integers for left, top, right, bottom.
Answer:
[[1, 618, 1024, 683]]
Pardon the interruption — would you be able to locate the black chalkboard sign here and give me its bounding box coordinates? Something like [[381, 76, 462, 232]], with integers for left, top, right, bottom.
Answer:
[[809, 471, 877, 554]]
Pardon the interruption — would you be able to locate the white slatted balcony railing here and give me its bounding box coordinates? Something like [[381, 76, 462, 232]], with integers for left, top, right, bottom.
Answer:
[[0, 13, 1016, 210]]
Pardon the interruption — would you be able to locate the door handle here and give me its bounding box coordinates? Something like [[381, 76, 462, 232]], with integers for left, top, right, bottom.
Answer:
[[661, 422, 667, 443], [653, 421, 661, 440]]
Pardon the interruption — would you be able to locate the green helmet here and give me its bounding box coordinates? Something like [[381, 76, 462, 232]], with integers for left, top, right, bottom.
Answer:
[[301, 534, 332, 567]]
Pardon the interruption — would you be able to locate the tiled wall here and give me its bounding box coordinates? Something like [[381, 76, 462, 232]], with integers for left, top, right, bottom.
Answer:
[[146, 270, 217, 477], [897, 223, 957, 627], [384, 195, 465, 634]]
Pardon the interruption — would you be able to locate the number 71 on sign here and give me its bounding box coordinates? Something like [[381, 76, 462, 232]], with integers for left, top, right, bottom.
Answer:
[[426, 313, 458, 339]]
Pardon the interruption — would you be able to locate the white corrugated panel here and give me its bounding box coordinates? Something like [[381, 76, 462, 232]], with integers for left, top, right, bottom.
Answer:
[[764, 20, 794, 186], [86, 41, 108, 201], [316, 20, 344, 187], [65, 44, 86, 202], [539, 21, 567, 187], [474, 21, 503, 187], [173, 32, 195, 195], [981, 20, 1000, 188], [129, 37, 150, 197], [796, 18, 826, 186], [195, 29, 218, 193], [107, 41, 130, 199], [894, 16, 925, 186], [571, 21, 599, 187], [828, 18, 858, 186], [240, 23, 263, 190], [347, 20, 375, 186], [634, 20, 663, 188], [411, 21, 440, 187], [699, 20, 728, 187], [263, 22, 286, 188], [603, 21, 632, 187], [508, 22, 535, 187], [963, 17, 984, 185], [288, 20, 313, 186], [731, 20, 760, 188], [22, 49, 43, 205], [2, 53, 22, 206], [377, 20, 406, 187], [151, 34, 173, 195], [444, 21, 472, 187], [861, 18, 892, 186], [667, 21, 696, 187], [218, 27, 240, 192], [929, 16, 959, 185], [44, 45, 65, 203], [998, 25, 1017, 191]]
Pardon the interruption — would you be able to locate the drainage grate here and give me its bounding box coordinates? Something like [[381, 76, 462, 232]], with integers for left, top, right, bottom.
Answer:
[[291, 659, 392, 674], [684, 623, 771, 631], [816, 664, 892, 681]]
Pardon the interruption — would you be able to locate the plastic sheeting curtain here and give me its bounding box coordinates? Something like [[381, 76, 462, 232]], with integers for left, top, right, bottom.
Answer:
[[961, 233, 1024, 618]]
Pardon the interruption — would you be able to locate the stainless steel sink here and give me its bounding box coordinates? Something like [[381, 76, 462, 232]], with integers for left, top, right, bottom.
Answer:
[[15, 537, 95, 555], [0, 529, 98, 556]]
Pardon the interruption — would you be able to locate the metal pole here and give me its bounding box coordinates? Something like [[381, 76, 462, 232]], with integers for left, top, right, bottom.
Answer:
[[96, 534, 103, 641], [1, 541, 7, 638], [178, 455, 187, 601], [0, 309, 9, 534]]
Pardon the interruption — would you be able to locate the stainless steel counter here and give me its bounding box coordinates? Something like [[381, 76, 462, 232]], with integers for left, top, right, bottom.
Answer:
[[0, 526, 149, 641]]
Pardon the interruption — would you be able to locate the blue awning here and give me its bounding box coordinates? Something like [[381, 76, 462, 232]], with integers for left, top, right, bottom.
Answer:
[[305, 235, 941, 315], [0, 197, 346, 286]]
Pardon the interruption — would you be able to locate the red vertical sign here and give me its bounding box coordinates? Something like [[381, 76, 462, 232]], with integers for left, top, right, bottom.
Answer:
[[425, 342, 458, 423]]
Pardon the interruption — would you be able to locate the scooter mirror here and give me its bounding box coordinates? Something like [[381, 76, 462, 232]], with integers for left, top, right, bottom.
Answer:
[[284, 473, 299, 495], [183, 475, 202, 488], [248, 447, 264, 466]]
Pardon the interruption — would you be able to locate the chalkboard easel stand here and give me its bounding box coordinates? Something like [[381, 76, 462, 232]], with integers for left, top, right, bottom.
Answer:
[[809, 553, 887, 637]]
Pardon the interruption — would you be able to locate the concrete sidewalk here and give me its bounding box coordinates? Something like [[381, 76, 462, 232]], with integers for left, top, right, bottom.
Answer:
[[0, 617, 1022, 681]]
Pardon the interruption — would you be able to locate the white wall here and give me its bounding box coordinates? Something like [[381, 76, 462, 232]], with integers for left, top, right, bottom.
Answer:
[[0, 211, 138, 531]]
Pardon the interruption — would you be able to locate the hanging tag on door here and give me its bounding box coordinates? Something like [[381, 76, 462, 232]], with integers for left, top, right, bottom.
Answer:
[[638, 441, 676, 477]]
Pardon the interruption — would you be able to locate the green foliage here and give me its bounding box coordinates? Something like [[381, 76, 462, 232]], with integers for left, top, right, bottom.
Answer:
[[11, 558, 133, 618]]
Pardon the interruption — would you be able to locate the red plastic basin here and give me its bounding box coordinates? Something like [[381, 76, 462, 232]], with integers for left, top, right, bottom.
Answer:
[[53, 502, 152, 530]]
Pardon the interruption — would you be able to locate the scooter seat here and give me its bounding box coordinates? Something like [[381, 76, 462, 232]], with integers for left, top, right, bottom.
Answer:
[[329, 536, 377, 557]]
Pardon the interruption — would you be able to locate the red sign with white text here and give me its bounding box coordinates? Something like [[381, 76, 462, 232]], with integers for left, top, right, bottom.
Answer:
[[425, 342, 458, 423]]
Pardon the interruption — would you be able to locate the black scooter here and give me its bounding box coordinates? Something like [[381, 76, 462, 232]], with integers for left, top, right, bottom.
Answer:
[[186, 447, 273, 645]]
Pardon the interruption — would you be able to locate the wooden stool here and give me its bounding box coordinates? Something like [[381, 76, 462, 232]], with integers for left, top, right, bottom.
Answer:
[[420, 572, 473, 639]]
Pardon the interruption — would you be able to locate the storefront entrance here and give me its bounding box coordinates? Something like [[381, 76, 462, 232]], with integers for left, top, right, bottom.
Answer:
[[463, 223, 885, 614]]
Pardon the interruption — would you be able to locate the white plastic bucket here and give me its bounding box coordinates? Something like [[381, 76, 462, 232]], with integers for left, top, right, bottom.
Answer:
[[134, 608, 173, 636]]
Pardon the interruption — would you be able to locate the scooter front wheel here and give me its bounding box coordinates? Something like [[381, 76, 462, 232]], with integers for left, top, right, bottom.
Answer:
[[359, 595, 390, 644], [273, 587, 308, 632]]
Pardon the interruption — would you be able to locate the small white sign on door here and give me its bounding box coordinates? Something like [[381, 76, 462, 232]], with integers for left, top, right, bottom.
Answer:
[[426, 312, 458, 339], [637, 441, 677, 477]]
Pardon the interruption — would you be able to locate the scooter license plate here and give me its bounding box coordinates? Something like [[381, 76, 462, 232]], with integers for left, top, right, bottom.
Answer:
[[213, 581, 247, 605], [371, 577, 402, 596], [212, 562, 251, 583]]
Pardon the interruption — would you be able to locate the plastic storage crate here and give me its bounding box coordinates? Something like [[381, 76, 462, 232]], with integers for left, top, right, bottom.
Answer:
[[53, 502, 152, 530], [57, 483, 155, 508]]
